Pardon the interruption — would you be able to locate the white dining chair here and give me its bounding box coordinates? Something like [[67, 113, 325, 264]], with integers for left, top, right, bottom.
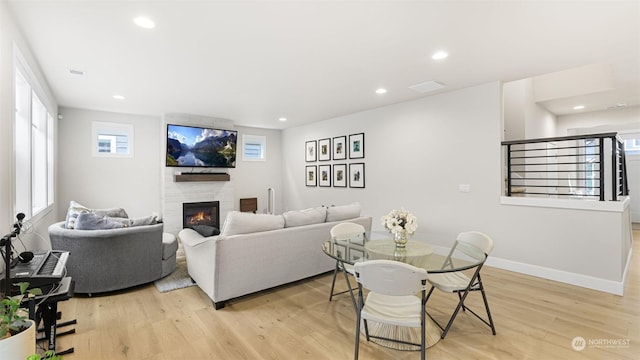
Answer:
[[425, 231, 496, 339], [328, 222, 365, 309], [354, 259, 429, 360]]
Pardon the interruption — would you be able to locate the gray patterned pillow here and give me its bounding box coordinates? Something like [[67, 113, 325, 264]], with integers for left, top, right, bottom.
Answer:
[[93, 207, 129, 218], [75, 212, 126, 230]]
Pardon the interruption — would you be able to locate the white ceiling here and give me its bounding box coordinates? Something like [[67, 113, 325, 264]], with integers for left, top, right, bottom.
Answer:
[[5, 1, 640, 129]]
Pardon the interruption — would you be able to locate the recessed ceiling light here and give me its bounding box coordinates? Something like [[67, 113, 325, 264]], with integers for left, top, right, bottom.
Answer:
[[113, 95, 126, 100], [375, 88, 387, 94], [134, 16, 155, 29], [432, 51, 448, 60], [278, 117, 287, 122], [573, 105, 585, 110]]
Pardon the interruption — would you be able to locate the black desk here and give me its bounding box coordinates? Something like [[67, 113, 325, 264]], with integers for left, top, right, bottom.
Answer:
[[25, 277, 76, 355]]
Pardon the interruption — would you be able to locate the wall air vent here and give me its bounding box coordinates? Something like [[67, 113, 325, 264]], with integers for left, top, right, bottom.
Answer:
[[408, 80, 446, 93]]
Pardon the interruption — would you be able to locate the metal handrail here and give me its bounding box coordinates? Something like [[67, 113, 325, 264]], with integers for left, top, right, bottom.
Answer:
[[502, 132, 629, 201]]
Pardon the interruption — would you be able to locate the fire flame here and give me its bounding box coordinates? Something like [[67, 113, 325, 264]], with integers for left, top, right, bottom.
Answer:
[[188, 211, 212, 225]]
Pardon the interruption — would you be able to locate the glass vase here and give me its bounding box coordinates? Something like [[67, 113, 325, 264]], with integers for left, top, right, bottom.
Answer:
[[393, 229, 408, 248]]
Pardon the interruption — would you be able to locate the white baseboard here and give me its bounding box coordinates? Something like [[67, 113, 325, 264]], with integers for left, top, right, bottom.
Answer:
[[485, 252, 632, 296]]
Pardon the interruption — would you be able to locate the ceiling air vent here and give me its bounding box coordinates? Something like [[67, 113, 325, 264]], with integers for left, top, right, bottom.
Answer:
[[607, 103, 627, 111], [408, 80, 446, 93], [68, 68, 86, 79]]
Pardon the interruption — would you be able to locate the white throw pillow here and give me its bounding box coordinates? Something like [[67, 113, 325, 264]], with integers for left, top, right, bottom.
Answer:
[[326, 202, 361, 222], [283, 207, 327, 228], [221, 211, 285, 236], [64, 201, 90, 229]]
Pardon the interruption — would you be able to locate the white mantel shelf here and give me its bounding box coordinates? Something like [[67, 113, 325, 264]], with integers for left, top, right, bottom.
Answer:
[[174, 173, 230, 182]]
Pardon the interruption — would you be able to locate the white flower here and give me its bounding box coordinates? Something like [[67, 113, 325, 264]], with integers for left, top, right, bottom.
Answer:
[[381, 208, 418, 235]]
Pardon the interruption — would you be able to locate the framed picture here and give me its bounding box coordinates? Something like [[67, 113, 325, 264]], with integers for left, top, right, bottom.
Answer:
[[305, 140, 317, 162], [349, 232, 365, 245], [305, 165, 317, 186], [349, 163, 365, 188], [318, 138, 331, 161], [349, 248, 365, 262], [319, 165, 331, 187], [332, 136, 347, 160], [333, 164, 347, 187], [349, 133, 365, 159]]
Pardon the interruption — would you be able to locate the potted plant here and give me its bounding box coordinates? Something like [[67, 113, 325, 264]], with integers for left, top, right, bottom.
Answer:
[[0, 282, 41, 359], [28, 350, 63, 360]]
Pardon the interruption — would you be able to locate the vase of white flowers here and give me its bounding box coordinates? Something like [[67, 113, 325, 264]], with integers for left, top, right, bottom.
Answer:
[[393, 230, 409, 247], [381, 208, 418, 248]]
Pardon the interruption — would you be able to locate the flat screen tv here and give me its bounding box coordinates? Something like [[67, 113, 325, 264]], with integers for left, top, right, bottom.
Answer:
[[166, 124, 237, 168]]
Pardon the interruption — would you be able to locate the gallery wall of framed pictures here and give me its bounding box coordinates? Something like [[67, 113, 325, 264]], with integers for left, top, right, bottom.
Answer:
[[305, 132, 365, 188]]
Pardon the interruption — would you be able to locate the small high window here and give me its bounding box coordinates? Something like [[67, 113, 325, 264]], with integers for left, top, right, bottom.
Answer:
[[242, 134, 266, 161], [92, 122, 134, 157], [624, 138, 640, 155]]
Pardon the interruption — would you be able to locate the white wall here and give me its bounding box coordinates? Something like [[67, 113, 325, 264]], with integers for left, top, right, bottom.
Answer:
[[1, 3, 58, 250], [57, 107, 162, 219], [282, 82, 504, 246], [503, 77, 556, 141], [281, 82, 631, 294], [159, 114, 283, 234], [56, 109, 284, 235], [234, 125, 283, 214], [557, 105, 640, 223], [556, 105, 640, 136], [503, 79, 527, 141]]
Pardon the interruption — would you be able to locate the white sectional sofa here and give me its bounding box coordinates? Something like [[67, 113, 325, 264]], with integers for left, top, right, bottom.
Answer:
[[178, 203, 372, 309]]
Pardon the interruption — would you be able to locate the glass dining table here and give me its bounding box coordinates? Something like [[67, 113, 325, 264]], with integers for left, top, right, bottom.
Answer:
[[321, 233, 486, 349]]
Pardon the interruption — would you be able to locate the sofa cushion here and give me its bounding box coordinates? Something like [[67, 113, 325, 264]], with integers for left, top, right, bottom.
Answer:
[[130, 215, 159, 227], [220, 211, 285, 236], [326, 202, 361, 222], [283, 207, 327, 228], [75, 212, 126, 230]]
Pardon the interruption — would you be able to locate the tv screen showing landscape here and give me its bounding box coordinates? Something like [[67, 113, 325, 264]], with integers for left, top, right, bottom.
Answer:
[[166, 124, 237, 168]]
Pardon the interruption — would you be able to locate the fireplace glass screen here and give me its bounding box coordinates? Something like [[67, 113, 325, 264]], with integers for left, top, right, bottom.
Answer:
[[183, 201, 220, 230]]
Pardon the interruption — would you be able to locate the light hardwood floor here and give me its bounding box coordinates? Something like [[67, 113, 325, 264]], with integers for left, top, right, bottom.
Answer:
[[51, 230, 639, 359]]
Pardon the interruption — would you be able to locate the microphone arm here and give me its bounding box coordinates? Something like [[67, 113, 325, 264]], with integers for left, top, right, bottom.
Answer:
[[1, 213, 26, 298]]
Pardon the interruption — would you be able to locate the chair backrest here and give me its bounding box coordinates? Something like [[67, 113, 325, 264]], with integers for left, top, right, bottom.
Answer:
[[354, 260, 428, 296], [330, 222, 365, 242], [456, 231, 494, 255]]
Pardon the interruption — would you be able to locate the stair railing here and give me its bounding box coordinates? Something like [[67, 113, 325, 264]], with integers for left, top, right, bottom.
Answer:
[[502, 132, 628, 201]]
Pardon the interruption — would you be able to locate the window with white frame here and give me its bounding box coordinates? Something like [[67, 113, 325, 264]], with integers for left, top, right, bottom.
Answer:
[[624, 138, 640, 155], [14, 49, 56, 219], [92, 121, 134, 157], [242, 134, 266, 161]]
